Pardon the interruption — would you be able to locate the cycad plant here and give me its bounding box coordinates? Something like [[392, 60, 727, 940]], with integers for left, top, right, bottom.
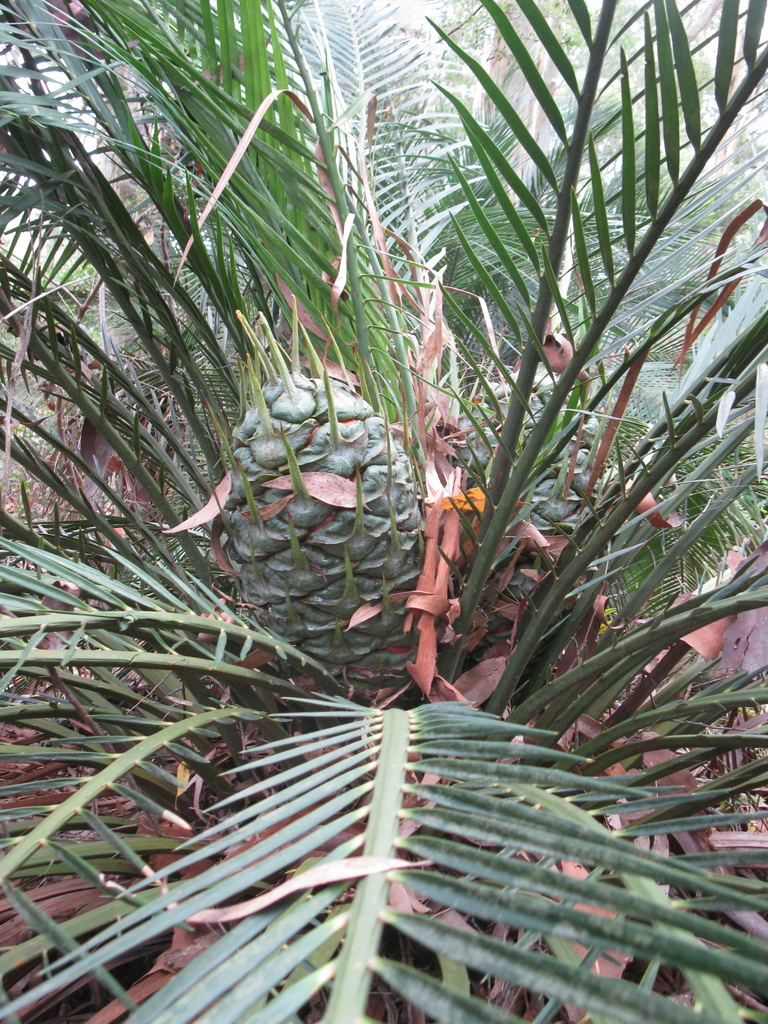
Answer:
[[2, 0, 768, 1021]]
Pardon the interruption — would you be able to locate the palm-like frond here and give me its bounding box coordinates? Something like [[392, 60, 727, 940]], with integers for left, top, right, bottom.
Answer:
[[0, 536, 337, 698], [4, 699, 768, 1024], [429, 0, 768, 708], [2, 0, 768, 1019], [0, 0, 423, 611]]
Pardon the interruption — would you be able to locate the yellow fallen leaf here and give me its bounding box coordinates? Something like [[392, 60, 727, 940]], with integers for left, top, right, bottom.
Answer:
[[176, 762, 191, 797], [442, 487, 487, 513]]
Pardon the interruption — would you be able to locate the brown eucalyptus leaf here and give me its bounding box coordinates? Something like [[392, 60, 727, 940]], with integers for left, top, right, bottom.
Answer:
[[186, 856, 422, 925], [726, 547, 744, 572], [164, 473, 231, 534], [454, 656, 506, 704], [257, 494, 293, 520], [268, 472, 357, 508], [546, 535, 570, 557], [300, 355, 359, 387], [642, 741, 698, 792], [519, 568, 543, 581], [682, 617, 731, 660], [430, 675, 468, 702], [196, 610, 236, 644], [635, 494, 684, 528], [41, 580, 81, 612], [388, 882, 429, 914], [717, 542, 768, 673], [404, 593, 451, 617], [558, 861, 631, 993], [236, 648, 276, 669], [80, 418, 113, 474], [721, 607, 768, 674], [438, 908, 475, 931], [492, 600, 520, 622], [649, 510, 684, 529], [346, 603, 382, 630], [543, 332, 573, 373], [518, 522, 551, 551], [211, 519, 242, 577]]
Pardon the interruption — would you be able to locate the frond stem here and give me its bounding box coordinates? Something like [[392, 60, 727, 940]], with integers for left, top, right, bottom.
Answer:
[[320, 708, 411, 1022], [450, 39, 768, 696], [441, 0, 618, 682], [489, 306, 768, 715]]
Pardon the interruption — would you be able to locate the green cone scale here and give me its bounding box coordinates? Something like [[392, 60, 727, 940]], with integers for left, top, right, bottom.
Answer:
[[454, 369, 601, 651], [457, 373, 598, 531], [524, 381, 599, 531], [223, 315, 421, 684]]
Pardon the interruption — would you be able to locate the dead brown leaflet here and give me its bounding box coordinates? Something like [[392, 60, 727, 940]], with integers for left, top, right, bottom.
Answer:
[[676, 199, 768, 371], [405, 494, 462, 700], [174, 90, 313, 283]]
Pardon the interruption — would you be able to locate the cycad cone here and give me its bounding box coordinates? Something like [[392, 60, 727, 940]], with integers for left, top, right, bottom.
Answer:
[[223, 314, 421, 684], [458, 372, 598, 531]]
